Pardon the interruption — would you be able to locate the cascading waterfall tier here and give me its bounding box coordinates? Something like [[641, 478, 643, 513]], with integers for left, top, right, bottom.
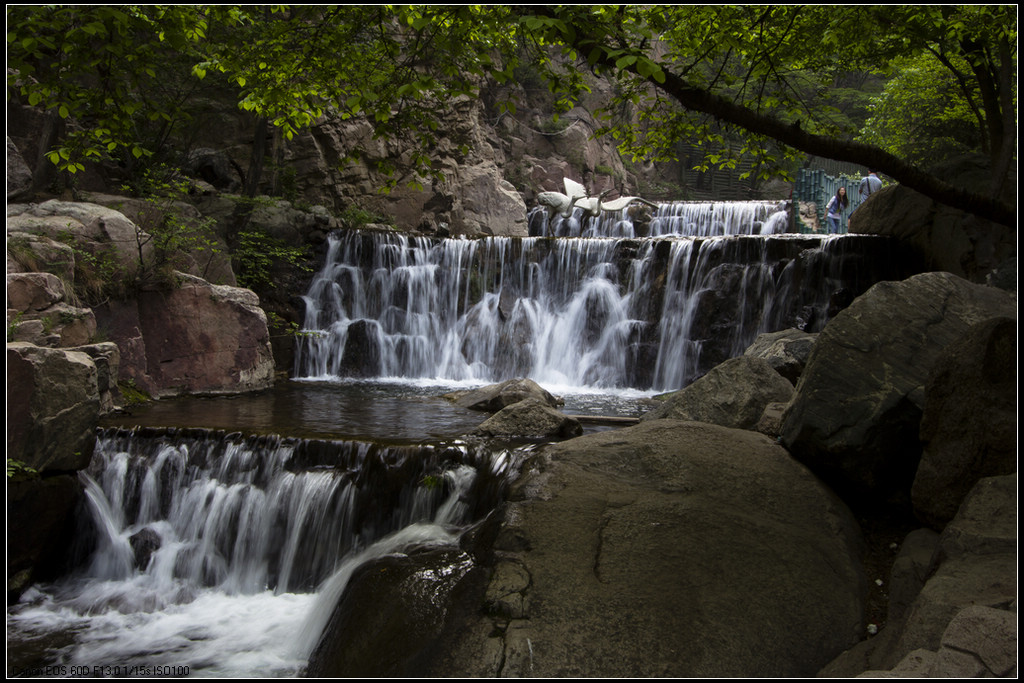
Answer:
[[528, 200, 791, 238], [7, 427, 513, 677], [295, 223, 916, 392]]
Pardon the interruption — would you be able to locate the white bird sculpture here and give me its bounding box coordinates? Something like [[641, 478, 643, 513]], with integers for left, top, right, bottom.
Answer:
[[536, 177, 659, 219], [571, 189, 613, 218], [536, 177, 590, 220]]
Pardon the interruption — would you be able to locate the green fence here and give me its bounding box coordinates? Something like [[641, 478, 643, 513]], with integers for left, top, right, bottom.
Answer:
[[794, 169, 864, 233]]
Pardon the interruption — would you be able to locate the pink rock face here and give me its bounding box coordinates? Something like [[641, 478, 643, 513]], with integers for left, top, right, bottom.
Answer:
[[96, 274, 275, 398]]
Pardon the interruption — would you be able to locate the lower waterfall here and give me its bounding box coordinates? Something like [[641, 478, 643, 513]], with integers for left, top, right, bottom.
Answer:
[[7, 428, 513, 677]]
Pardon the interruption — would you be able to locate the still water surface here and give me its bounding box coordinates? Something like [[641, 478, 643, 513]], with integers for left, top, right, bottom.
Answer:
[[100, 378, 654, 443]]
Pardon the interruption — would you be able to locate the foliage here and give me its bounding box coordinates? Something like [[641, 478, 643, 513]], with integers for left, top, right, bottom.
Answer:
[[233, 229, 311, 291], [7, 5, 212, 175], [119, 166, 225, 289], [420, 474, 443, 491], [53, 228, 123, 306], [858, 53, 984, 168], [339, 206, 391, 229], [7, 458, 38, 480], [7, 312, 25, 342], [517, 5, 1015, 223], [118, 379, 151, 407], [7, 4, 1015, 223]]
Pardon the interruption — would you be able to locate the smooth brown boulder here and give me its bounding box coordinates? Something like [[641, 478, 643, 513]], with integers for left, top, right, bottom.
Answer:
[[423, 419, 867, 677]]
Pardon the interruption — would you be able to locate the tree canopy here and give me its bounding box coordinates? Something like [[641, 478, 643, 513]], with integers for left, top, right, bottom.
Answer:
[[521, 5, 1015, 225], [7, 5, 1016, 226]]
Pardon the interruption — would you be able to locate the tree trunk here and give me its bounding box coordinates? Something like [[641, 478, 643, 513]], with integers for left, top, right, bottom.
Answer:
[[244, 116, 269, 198]]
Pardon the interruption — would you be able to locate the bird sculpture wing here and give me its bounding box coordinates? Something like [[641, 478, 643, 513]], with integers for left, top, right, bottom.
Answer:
[[599, 196, 659, 212], [563, 177, 589, 204]]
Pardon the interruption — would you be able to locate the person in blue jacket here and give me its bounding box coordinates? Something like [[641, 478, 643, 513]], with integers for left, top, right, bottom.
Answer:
[[824, 186, 849, 234]]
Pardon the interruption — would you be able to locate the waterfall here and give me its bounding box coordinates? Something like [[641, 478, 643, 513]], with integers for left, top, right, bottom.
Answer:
[[7, 428, 512, 677], [529, 199, 790, 238], [296, 207, 912, 391]]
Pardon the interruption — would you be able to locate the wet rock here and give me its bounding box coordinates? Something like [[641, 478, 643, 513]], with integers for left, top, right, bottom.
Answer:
[[338, 320, 383, 378], [641, 355, 793, 430], [446, 378, 561, 413], [129, 528, 162, 570], [471, 398, 582, 440], [306, 547, 484, 677]]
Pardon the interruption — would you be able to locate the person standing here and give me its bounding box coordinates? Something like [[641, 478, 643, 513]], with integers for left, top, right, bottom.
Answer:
[[824, 186, 849, 234], [859, 170, 883, 204]]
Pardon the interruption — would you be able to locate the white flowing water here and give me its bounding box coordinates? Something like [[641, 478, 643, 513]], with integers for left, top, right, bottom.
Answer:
[[7, 431, 510, 678], [295, 203, 902, 392], [532, 199, 790, 238]]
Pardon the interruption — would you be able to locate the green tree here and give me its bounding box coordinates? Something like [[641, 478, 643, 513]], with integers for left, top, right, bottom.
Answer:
[[858, 53, 984, 168], [7, 5, 212, 192], [8, 5, 1015, 227], [516, 5, 1015, 225]]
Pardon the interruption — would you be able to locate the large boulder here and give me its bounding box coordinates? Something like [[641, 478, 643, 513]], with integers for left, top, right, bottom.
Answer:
[[7, 342, 100, 473], [423, 420, 867, 677], [849, 155, 1016, 286], [93, 273, 275, 398], [821, 474, 1017, 677], [641, 355, 794, 430], [912, 317, 1017, 528], [780, 271, 1017, 508]]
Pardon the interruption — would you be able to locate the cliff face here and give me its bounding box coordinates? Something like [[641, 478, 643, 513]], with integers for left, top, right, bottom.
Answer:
[[211, 84, 652, 236], [6, 75, 662, 238]]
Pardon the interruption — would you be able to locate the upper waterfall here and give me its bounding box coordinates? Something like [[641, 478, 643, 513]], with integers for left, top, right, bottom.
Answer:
[[528, 199, 791, 238]]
